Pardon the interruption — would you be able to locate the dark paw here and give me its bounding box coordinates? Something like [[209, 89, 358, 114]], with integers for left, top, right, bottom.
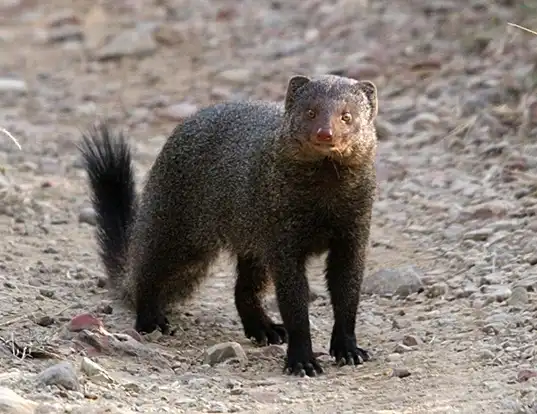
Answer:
[[245, 321, 288, 346], [135, 311, 172, 335], [284, 346, 324, 377], [329, 328, 370, 366]]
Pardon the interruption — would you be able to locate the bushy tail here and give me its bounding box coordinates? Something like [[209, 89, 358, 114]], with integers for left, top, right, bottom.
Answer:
[[79, 122, 137, 289]]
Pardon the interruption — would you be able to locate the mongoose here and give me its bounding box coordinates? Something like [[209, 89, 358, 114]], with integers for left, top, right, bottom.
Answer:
[[80, 74, 378, 377]]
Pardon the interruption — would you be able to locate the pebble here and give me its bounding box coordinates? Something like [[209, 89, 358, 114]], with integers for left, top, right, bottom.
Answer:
[[37, 362, 80, 391], [391, 367, 411, 378], [80, 357, 114, 384], [457, 284, 478, 298], [482, 285, 512, 303], [508, 286, 529, 308], [35, 315, 55, 327], [385, 353, 402, 362], [362, 265, 424, 297], [402, 335, 422, 347], [94, 27, 157, 61], [479, 349, 495, 360], [517, 369, 537, 382], [427, 282, 449, 298], [0, 387, 38, 414], [68, 313, 104, 332], [463, 228, 492, 241], [261, 344, 286, 358], [479, 272, 503, 286], [462, 200, 515, 220], [78, 207, 97, 225], [203, 342, 247, 366]]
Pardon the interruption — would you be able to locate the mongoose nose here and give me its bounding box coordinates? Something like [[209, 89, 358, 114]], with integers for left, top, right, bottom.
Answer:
[[316, 127, 333, 143]]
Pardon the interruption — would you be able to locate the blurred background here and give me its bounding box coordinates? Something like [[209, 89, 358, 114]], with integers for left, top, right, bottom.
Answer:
[[2, 1, 537, 413]]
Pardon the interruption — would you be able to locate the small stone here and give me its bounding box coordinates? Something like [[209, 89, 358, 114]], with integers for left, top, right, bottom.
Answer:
[[122, 328, 143, 342], [427, 282, 448, 298], [39, 289, 55, 298], [0, 78, 27, 93], [514, 275, 537, 292], [0, 387, 38, 414], [36, 315, 54, 327], [37, 362, 80, 391], [508, 286, 529, 308], [479, 349, 495, 360], [402, 335, 421, 347], [385, 353, 402, 362], [96, 277, 107, 288], [261, 344, 286, 358], [203, 342, 247, 366], [459, 284, 478, 298], [144, 329, 162, 342], [81, 357, 114, 383], [68, 313, 105, 333], [78, 207, 96, 225], [94, 27, 157, 61], [463, 228, 492, 241], [462, 200, 515, 220], [362, 265, 424, 297], [517, 369, 537, 382], [479, 272, 503, 286], [528, 254, 537, 266], [154, 24, 186, 46], [156, 102, 198, 122], [482, 285, 512, 303], [391, 367, 411, 378]]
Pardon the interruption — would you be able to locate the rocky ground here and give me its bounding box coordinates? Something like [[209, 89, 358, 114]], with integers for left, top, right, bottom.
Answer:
[[1, 0, 537, 413]]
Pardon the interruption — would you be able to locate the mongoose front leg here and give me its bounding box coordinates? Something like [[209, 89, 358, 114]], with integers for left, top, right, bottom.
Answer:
[[235, 255, 288, 345], [326, 232, 370, 366], [270, 251, 323, 377]]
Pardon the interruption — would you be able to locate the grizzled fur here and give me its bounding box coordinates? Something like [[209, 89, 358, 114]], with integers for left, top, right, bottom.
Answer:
[[80, 74, 378, 377]]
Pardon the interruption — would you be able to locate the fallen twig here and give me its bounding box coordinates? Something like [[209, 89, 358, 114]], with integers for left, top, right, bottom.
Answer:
[[507, 22, 537, 36], [0, 127, 22, 150]]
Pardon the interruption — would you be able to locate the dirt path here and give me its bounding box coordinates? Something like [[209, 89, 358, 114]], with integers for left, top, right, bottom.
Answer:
[[2, 0, 537, 413]]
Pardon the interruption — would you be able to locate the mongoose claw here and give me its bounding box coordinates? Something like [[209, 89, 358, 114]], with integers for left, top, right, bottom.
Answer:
[[135, 311, 172, 335], [247, 322, 288, 346], [284, 349, 324, 377], [329, 329, 370, 366]]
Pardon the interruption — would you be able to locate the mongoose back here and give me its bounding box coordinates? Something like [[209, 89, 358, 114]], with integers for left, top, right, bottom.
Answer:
[[80, 74, 378, 377]]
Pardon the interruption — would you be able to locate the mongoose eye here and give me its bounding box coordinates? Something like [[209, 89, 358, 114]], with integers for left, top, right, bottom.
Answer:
[[341, 112, 353, 124], [306, 109, 316, 119]]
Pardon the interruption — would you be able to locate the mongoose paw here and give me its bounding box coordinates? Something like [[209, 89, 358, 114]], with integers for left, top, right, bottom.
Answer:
[[329, 329, 370, 366], [246, 322, 288, 346], [284, 347, 324, 378], [135, 312, 172, 335]]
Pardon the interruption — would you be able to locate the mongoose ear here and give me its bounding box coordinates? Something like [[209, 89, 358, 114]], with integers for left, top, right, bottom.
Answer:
[[285, 76, 311, 111], [357, 81, 378, 120]]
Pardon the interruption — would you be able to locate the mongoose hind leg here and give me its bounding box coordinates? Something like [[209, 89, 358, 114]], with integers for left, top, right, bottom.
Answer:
[[132, 245, 213, 335], [235, 255, 287, 346], [326, 233, 371, 366]]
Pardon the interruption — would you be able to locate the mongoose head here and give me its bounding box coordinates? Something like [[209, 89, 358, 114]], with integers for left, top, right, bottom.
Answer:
[[282, 74, 378, 165]]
